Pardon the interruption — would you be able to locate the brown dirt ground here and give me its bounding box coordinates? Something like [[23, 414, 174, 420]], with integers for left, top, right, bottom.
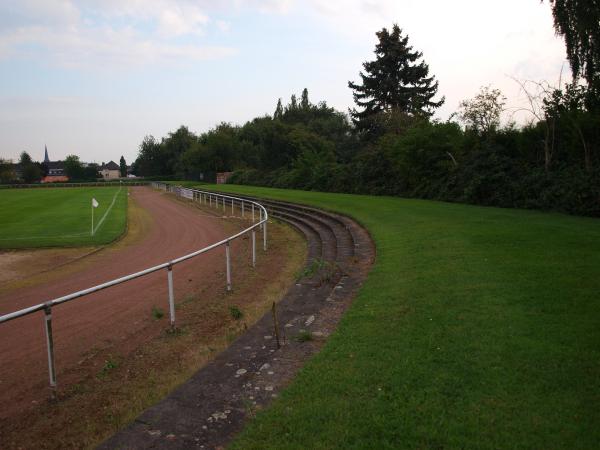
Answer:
[[0, 187, 306, 449]]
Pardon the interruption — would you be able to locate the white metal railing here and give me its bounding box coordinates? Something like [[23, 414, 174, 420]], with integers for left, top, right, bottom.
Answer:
[[0, 182, 268, 393]]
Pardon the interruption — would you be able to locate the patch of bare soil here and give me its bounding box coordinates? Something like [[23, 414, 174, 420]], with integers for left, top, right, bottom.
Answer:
[[0, 249, 93, 286], [0, 192, 306, 450]]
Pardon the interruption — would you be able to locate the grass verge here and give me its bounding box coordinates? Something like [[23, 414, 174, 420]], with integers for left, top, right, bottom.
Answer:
[[191, 183, 600, 449]]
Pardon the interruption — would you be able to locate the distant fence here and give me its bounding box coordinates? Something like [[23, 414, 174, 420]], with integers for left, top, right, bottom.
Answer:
[[0, 182, 268, 395], [0, 181, 150, 189]]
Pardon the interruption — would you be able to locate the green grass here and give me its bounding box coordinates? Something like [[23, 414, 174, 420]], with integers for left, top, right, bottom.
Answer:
[[0, 187, 128, 248], [185, 183, 600, 449]]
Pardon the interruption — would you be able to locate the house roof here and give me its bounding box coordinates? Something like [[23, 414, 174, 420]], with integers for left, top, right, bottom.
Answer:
[[101, 160, 120, 170], [46, 161, 65, 169]]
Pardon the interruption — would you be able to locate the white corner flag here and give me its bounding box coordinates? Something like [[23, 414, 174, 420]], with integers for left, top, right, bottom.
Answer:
[[91, 198, 99, 236]]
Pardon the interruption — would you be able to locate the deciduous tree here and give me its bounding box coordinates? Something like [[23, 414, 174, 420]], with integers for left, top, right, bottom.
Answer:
[[457, 86, 506, 135], [546, 0, 600, 109]]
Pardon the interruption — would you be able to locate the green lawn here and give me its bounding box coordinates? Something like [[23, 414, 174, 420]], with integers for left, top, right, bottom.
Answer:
[[0, 187, 128, 249], [187, 183, 600, 449]]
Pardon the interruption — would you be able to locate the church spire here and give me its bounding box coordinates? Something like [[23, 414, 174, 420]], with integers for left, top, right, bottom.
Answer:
[[44, 145, 49, 163]]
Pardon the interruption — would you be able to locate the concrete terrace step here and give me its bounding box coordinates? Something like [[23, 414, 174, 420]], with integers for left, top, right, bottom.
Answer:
[[98, 192, 374, 450]]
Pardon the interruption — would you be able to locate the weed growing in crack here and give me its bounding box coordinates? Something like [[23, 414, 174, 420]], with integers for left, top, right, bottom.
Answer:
[[229, 306, 244, 320], [165, 327, 187, 337], [151, 306, 164, 320], [295, 330, 314, 343], [296, 258, 326, 280], [99, 358, 119, 377], [242, 396, 256, 418], [295, 258, 340, 285]]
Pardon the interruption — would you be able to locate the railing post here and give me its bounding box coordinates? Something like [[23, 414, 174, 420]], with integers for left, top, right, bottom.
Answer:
[[167, 264, 175, 327], [252, 230, 256, 267], [223, 197, 226, 212], [225, 241, 232, 291], [263, 218, 268, 251], [242, 201, 245, 218], [252, 203, 255, 222], [43, 304, 57, 395], [231, 198, 234, 215]]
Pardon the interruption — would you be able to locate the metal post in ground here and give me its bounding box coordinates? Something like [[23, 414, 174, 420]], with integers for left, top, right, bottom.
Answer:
[[167, 264, 175, 327], [225, 241, 232, 291], [252, 203, 255, 222], [242, 201, 245, 218], [263, 219, 267, 251], [252, 230, 256, 267], [223, 197, 226, 212], [231, 198, 234, 215], [43, 304, 57, 395]]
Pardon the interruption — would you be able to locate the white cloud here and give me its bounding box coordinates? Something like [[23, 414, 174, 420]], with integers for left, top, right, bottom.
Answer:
[[0, 0, 235, 68], [234, 0, 294, 14], [288, 0, 569, 122]]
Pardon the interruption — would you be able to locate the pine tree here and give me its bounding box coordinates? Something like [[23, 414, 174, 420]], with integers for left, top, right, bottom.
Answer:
[[274, 98, 283, 119], [288, 94, 298, 112], [300, 88, 310, 109], [348, 24, 444, 135], [119, 155, 127, 178]]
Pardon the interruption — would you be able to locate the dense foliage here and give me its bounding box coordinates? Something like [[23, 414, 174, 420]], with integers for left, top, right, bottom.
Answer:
[[547, 0, 600, 109], [133, 23, 599, 217], [64, 155, 100, 181]]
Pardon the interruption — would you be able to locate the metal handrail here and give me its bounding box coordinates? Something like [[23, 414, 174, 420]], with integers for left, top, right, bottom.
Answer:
[[0, 182, 268, 392]]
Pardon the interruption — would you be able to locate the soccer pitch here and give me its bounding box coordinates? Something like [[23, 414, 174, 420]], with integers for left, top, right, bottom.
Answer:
[[0, 187, 128, 249]]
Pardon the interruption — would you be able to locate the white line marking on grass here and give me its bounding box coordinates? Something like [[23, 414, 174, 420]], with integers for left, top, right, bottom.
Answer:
[[0, 187, 124, 243], [93, 186, 122, 235], [0, 233, 89, 241]]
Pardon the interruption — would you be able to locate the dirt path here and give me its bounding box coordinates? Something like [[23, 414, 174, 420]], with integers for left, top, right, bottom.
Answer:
[[0, 187, 236, 418]]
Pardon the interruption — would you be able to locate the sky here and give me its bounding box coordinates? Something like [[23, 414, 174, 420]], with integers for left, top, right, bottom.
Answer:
[[0, 0, 568, 165]]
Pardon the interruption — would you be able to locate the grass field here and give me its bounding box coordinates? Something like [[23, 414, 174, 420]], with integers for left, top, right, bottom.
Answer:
[[185, 183, 600, 449], [0, 187, 128, 249]]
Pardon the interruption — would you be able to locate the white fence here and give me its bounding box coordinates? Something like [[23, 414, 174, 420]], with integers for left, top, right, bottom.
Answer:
[[0, 183, 268, 393]]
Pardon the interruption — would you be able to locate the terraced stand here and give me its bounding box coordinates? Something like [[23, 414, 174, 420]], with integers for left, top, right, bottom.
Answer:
[[99, 195, 374, 449]]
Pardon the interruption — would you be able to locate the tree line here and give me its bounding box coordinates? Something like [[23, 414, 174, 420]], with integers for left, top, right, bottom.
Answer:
[[133, 5, 599, 216], [0, 153, 129, 183]]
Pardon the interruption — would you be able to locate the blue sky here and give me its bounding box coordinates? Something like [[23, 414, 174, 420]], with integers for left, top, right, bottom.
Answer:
[[0, 0, 567, 165]]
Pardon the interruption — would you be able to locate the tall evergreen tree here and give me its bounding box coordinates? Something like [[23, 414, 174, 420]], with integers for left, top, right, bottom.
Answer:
[[300, 88, 310, 109], [274, 98, 283, 119], [119, 155, 127, 177], [348, 24, 444, 135], [288, 94, 298, 112]]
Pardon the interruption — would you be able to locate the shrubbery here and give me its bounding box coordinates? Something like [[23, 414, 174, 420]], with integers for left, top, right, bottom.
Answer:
[[133, 88, 599, 217]]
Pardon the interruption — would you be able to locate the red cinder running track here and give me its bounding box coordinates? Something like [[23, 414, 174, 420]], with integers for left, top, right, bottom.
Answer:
[[0, 187, 234, 418]]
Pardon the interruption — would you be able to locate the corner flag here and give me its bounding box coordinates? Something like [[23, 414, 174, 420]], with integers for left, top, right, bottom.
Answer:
[[91, 198, 99, 236]]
